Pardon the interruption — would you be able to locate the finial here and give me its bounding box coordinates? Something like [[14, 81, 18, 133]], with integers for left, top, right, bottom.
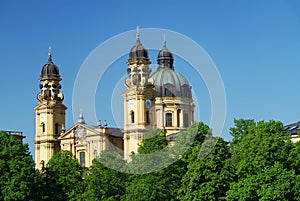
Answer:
[[78, 109, 85, 124], [136, 25, 140, 41], [163, 34, 167, 48], [48, 46, 52, 62]]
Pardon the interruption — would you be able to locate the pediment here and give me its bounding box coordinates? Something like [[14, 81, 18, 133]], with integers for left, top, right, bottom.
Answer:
[[59, 123, 100, 140]]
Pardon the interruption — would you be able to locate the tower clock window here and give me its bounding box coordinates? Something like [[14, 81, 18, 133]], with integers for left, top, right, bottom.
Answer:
[[166, 113, 172, 127]]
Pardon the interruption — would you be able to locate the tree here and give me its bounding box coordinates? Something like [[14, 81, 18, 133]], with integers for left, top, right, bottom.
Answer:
[[0, 131, 43, 200], [178, 137, 232, 201], [80, 151, 127, 201], [43, 150, 84, 201], [226, 119, 298, 200], [227, 162, 298, 201], [229, 118, 255, 153], [124, 128, 184, 201]]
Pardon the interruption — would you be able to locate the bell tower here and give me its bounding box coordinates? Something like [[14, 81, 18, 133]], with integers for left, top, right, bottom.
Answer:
[[123, 27, 156, 160], [34, 47, 67, 169]]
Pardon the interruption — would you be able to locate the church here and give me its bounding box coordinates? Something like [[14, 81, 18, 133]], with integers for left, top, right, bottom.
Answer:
[[34, 30, 195, 169]]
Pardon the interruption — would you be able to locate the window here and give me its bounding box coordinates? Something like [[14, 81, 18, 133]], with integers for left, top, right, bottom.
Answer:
[[166, 113, 172, 127], [177, 109, 181, 127], [131, 111, 135, 123], [146, 111, 150, 124], [184, 113, 189, 127], [165, 88, 173, 97], [42, 123, 45, 133], [79, 152, 85, 167], [55, 123, 59, 134]]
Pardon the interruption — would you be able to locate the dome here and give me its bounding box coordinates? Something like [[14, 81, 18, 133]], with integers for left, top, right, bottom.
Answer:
[[157, 45, 173, 61], [151, 68, 192, 98], [129, 38, 149, 59], [40, 54, 60, 79], [157, 39, 174, 70], [151, 40, 192, 98]]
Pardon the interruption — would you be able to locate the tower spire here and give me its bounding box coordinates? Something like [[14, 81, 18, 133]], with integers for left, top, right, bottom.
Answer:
[[136, 25, 140, 42], [163, 33, 167, 48], [48, 46, 52, 62]]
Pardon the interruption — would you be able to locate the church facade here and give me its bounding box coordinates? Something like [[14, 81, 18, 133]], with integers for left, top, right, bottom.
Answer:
[[34, 31, 194, 169]]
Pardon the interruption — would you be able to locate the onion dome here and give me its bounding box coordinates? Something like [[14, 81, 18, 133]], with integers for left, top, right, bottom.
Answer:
[[151, 39, 192, 98], [40, 47, 60, 79], [128, 26, 149, 59], [157, 37, 174, 69]]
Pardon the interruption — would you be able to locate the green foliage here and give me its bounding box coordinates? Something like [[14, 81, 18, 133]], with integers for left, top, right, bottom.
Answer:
[[137, 128, 168, 154], [178, 137, 232, 201], [4, 119, 300, 200], [124, 128, 185, 201], [127, 129, 174, 174], [80, 151, 127, 201], [227, 119, 298, 200], [0, 131, 43, 201], [43, 150, 84, 201], [171, 122, 210, 161]]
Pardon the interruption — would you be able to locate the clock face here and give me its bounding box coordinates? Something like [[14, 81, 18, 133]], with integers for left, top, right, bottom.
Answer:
[[146, 99, 151, 108], [128, 100, 136, 110], [40, 114, 45, 122]]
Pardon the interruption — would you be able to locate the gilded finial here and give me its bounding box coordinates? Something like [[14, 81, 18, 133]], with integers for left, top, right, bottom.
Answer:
[[48, 46, 52, 62]]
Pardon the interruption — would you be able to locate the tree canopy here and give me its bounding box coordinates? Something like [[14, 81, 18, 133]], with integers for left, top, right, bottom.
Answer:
[[0, 131, 43, 201], [3, 119, 300, 200]]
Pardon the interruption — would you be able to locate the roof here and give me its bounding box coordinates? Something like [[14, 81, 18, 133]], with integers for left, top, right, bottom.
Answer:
[[151, 68, 192, 98], [86, 125, 123, 137], [284, 122, 300, 135], [1, 130, 25, 139], [60, 122, 123, 139], [40, 55, 60, 80]]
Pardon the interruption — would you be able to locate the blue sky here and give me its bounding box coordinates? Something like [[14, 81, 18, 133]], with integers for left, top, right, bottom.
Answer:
[[1, 0, 300, 156]]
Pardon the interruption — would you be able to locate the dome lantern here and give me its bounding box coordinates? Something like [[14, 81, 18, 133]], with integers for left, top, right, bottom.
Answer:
[[157, 35, 174, 70], [128, 26, 149, 61], [40, 46, 60, 80]]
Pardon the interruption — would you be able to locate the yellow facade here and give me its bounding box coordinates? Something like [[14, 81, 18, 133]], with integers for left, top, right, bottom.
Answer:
[[35, 32, 195, 167], [34, 51, 67, 169], [59, 120, 123, 167]]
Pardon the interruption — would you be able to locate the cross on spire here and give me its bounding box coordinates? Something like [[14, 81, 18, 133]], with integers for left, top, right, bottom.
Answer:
[[163, 33, 167, 48], [136, 25, 140, 42], [48, 46, 52, 62]]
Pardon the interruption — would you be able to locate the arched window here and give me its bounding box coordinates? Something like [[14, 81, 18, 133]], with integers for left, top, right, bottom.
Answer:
[[55, 123, 59, 134], [165, 88, 173, 97], [131, 111, 135, 123], [166, 113, 172, 127], [164, 84, 174, 97], [177, 109, 181, 127], [42, 123, 45, 133], [146, 111, 150, 124]]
